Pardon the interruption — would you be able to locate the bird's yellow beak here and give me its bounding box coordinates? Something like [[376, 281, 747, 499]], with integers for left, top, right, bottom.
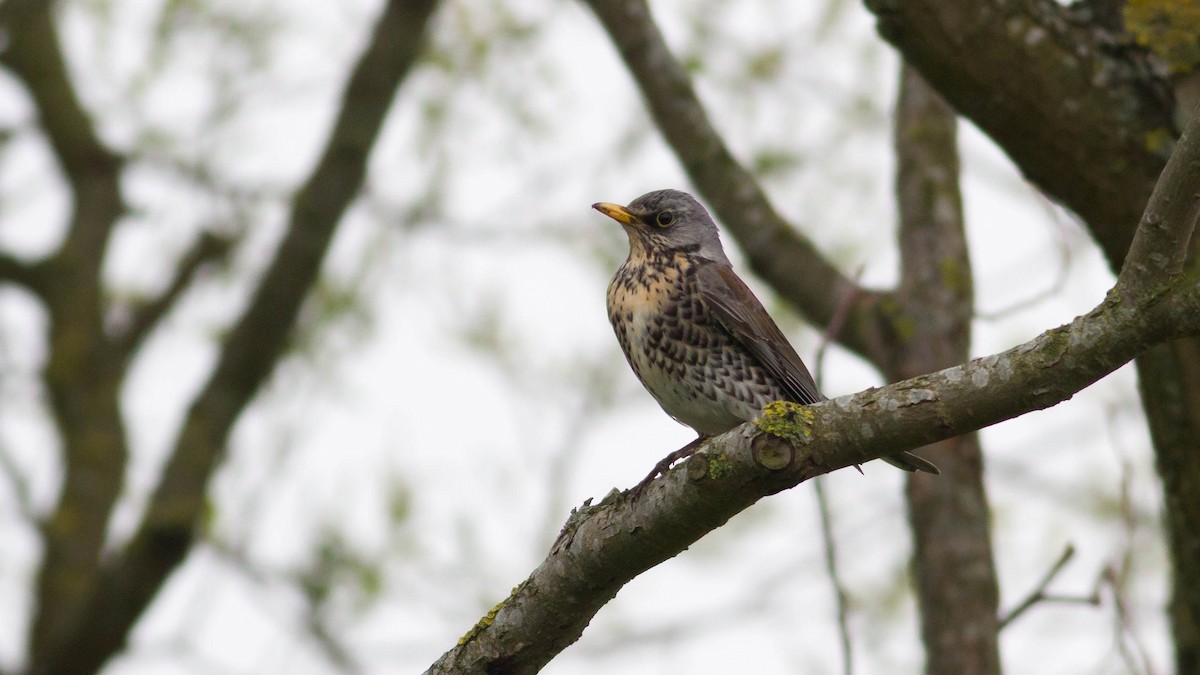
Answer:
[[592, 202, 637, 225]]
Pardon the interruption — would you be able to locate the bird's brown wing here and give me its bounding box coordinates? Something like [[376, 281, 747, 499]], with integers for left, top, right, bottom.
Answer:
[[695, 262, 823, 405], [696, 262, 940, 475]]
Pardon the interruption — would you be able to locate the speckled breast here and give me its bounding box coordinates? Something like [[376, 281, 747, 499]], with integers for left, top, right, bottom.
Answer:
[[607, 252, 784, 435]]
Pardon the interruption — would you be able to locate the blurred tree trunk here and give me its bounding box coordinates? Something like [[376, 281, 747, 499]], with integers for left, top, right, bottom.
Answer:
[[862, 2, 1200, 669], [1137, 339, 1200, 674], [0, 0, 440, 673], [888, 65, 1000, 675]]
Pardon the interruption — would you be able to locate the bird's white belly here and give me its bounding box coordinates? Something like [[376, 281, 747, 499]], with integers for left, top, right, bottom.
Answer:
[[624, 310, 752, 435]]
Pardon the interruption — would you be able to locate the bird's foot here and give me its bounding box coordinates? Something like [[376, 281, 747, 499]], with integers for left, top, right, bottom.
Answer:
[[630, 436, 709, 501]]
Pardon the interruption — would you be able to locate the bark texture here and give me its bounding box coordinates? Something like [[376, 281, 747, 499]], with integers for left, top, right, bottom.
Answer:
[[890, 66, 1000, 675]]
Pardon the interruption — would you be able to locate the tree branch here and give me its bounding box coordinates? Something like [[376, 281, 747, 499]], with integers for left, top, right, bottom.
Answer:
[[1117, 100, 1200, 298], [0, 252, 44, 293], [893, 67, 972, 339], [430, 265, 1198, 673], [812, 477, 854, 675], [0, 0, 124, 267], [1126, 102, 1200, 668], [24, 1, 441, 673], [429, 92, 1200, 672], [110, 230, 236, 365], [863, 0, 1174, 269], [998, 544, 1081, 629], [0, 0, 133, 661], [583, 0, 888, 361]]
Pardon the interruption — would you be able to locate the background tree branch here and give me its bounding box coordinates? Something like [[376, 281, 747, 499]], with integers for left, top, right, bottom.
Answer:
[[863, 0, 1173, 268], [10, 1, 442, 673], [0, 0, 132, 661], [0, 253, 44, 294], [111, 230, 237, 366], [0, 0, 125, 263]]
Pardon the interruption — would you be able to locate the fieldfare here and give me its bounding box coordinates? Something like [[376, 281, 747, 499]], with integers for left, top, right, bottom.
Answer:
[[594, 189, 938, 484]]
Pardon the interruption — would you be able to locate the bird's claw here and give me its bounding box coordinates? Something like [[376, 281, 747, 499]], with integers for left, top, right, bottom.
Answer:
[[628, 436, 709, 501]]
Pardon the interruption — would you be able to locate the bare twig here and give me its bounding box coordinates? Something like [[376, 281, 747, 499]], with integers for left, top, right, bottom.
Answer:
[[977, 193, 1075, 322], [997, 544, 1083, 629], [1106, 458, 1159, 675], [111, 230, 237, 362], [813, 266, 865, 388], [1104, 563, 1157, 675], [813, 477, 854, 675], [0, 441, 35, 521]]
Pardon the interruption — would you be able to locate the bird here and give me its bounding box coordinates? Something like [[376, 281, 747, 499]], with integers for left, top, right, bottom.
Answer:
[[593, 189, 938, 485]]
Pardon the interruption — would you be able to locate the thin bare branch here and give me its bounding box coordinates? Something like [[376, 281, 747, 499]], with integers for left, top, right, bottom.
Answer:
[[812, 477, 854, 675], [1107, 460, 1159, 675], [1105, 564, 1158, 675], [998, 544, 1080, 629], [111, 230, 237, 363], [0, 441, 34, 521], [813, 267, 865, 386], [977, 192, 1076, 321]]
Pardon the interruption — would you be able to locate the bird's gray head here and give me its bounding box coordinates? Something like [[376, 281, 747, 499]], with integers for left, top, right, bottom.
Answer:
[[593, 189, 730, 264]]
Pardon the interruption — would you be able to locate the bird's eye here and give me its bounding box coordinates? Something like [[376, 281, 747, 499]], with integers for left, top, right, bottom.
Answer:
[[655, 211, 674, 227]]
